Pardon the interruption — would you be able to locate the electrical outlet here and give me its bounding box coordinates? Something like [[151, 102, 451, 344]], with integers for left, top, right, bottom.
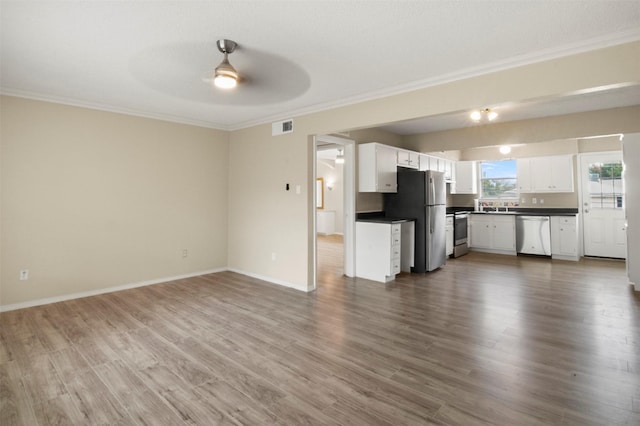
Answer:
[[540, 199, 544, 204], [521, 197, 526, 204], [532, 197, 537, 204], [20, 269, 29, 280], [182, 249, 188, 258], [271, 252, 276, 261]]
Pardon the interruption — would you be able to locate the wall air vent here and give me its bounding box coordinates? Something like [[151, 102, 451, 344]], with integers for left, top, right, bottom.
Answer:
[[272, 119, 294, 136]]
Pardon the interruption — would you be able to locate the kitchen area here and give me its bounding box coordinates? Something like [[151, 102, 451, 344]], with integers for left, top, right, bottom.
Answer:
[[352, 139, 621, 283]]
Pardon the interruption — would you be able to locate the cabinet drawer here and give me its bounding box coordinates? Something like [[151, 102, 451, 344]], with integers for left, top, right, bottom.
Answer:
[[391, 245, 401, 259], [391, 259, 401, 274], [391, 224, 401, 234], [556, 216, 576, 225]]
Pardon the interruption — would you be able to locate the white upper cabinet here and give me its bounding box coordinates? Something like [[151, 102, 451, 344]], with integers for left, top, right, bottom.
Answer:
[[358, 143, 397, 192], [418, 154, 433, 171], [443, 158, 455, 182], [452, 161, 477, 194], [517, 158, 533, 192], [517, 155, 574, 193], [397, 149, 419, 169]]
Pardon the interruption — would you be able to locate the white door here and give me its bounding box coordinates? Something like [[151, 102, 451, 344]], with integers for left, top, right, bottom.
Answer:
[[580, 152, 626, 258]]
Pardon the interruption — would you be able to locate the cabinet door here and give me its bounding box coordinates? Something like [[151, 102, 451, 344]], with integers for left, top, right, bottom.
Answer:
[[551, 216, 577, 256], [359, 143, 398, 192], [397, 150, 418, 169], [418, 154, 431, 171], [531, 155, 574, 192], [470, 216, 492, 249], [376, 145, 398, 192], [355, 222, 393, 282], [492, 216, 515, 250], [445, 217, 454, 256], [549, 156, 574, 192], [531, 157, 552, 191], [454, 161, 477, 194], [517, 158, 533, 192]]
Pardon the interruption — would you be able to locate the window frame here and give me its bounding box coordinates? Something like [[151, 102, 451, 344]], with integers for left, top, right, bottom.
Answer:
[[479, 159, 519, 200]]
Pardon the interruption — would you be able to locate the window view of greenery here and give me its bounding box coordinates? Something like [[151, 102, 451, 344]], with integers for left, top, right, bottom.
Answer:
[[480, 160, 518, 199], [588, 161, 624, 209]]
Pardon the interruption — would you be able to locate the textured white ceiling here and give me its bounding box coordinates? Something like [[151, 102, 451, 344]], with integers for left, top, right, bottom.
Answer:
[[1, 1, 639, 131]]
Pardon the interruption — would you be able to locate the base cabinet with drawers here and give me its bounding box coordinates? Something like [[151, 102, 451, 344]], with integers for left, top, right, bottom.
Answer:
[[356, 221, 414, 282]]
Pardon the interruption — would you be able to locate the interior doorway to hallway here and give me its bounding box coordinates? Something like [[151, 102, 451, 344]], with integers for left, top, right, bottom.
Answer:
[[313, 135, 355, 290]]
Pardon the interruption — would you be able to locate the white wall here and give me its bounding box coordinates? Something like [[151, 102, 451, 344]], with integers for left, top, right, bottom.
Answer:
[[1, 96, 230, 308], [317, 159, 344, 234], [623, 133, 640, 291]]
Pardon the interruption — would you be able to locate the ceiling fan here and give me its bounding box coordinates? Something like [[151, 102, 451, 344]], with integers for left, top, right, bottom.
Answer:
[[212, 39, 239, 89]]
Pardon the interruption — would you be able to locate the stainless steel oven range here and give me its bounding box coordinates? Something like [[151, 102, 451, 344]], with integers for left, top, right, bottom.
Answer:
[[453, 212, 469, 257]]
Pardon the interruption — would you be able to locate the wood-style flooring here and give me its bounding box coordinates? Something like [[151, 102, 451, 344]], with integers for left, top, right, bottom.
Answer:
[[2, 236, 639, 425]]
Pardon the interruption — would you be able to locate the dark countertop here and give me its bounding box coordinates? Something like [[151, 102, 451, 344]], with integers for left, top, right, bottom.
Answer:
[[447, 206, 578, 215], [356, 211, 415, 224], [356, 217, 415, 224], [448, 207, 578, 215], [470, 209, 579, 216]]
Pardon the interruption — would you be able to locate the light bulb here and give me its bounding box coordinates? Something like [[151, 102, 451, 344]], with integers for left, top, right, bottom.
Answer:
[[214, 75, 237, 89], [487, 110, 498, 121], [499, 145, 511, 154], [470, 110, 482, 122]]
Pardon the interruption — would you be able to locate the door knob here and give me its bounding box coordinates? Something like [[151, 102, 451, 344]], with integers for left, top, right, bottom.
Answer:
[[584, 209, 589, 213]]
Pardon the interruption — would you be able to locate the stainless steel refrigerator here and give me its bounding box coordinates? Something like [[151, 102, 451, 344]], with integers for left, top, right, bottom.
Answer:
[[384, 169, 446, 272]]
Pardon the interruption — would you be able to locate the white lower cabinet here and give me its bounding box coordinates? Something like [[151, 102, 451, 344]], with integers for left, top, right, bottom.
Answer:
[[550, 215, 579, 261], [469, 214, 516, 255], [356, 221, 414, 282], [445, 215, 454, 256]]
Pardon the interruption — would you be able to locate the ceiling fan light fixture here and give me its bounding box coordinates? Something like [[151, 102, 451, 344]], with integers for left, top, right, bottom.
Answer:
[[470, 108, 498, 122], [213, 39, 238, 89]]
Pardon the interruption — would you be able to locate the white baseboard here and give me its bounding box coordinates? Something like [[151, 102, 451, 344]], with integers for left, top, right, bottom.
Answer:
[[0, 267, 227, 312], [227, 268, 312, 293]]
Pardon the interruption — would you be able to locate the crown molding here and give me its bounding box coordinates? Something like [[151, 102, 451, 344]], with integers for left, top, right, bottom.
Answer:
[[0, 88, 231, 131], [3, 29, 639, 133]]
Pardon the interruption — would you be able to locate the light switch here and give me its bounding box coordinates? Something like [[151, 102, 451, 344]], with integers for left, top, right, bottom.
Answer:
[[296, 185, 301, 194]]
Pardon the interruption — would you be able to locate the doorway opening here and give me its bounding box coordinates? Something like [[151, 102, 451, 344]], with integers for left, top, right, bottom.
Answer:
[[312, 135, 355, 290]]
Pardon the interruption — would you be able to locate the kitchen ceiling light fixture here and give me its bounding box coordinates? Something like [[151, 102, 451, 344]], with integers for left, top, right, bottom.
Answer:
[[213, 39, 238, 89], [335, 148, 345, 164], [470, 108, 498, 123], [499, 145, 512, 155]]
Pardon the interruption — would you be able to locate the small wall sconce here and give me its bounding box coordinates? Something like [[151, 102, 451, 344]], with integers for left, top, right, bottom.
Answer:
[[327, 180, 334, 191]]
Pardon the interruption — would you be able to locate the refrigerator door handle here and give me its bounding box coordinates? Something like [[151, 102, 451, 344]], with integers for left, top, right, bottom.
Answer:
[[429, 208, 434, 234], [428, 177, 435, 205]]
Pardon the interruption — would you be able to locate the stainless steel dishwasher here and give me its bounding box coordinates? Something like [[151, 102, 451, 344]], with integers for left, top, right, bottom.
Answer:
[[516, 216, 551, 256]]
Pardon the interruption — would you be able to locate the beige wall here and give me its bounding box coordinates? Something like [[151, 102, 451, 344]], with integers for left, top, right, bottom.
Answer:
[[3, 41, 639, 305], [404, 106, 639, 154], [1, 96, 229, 307]]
